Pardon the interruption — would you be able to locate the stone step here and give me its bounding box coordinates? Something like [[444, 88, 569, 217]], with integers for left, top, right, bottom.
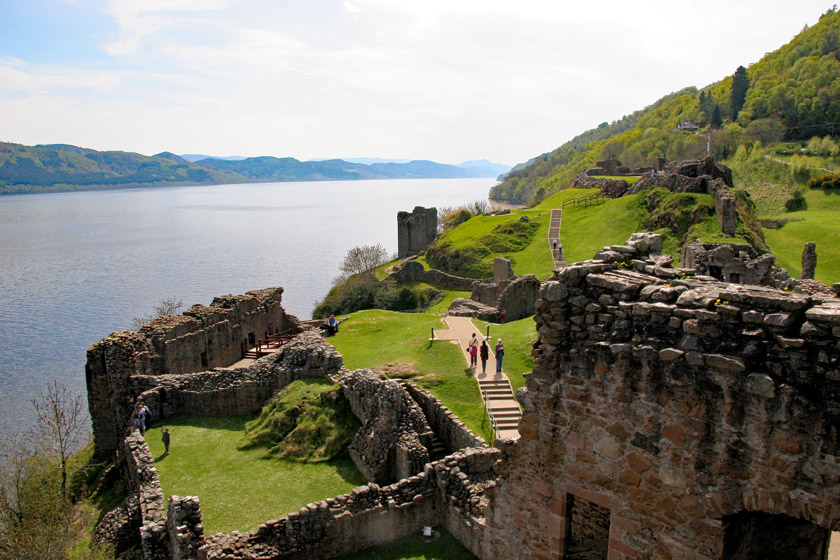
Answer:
[[492, 411, 522, 419]]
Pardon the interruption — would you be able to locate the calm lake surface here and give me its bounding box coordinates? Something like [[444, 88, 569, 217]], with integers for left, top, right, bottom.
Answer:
[[0, 178, 495, 439]]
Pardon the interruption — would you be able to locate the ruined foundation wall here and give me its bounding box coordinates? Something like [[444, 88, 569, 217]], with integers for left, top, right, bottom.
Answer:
[[199, 448, 499, 560], [86, 287, 298, 458], [403, 382, 487, 451], [340, 370, 433, 484], [132, 332, 343, 422], [392, 260, 478, 291], [124, 431, 168, 558], [486, 263, 840, 559]]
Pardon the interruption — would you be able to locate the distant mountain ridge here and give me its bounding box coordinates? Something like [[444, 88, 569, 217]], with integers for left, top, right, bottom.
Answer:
[[0, 143, 509, 195]]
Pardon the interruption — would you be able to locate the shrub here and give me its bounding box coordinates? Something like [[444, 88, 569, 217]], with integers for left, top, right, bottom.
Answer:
[[808, 172, 840, 190], [784, 190, 807, 212]]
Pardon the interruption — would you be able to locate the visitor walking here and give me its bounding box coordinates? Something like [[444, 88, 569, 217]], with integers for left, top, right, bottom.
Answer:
[[467, 332, 479, 369], [495, 339, 505, 373], [136, 402, 150, 435], [479, 340, 489, 374], [161, 426, 170, 455]]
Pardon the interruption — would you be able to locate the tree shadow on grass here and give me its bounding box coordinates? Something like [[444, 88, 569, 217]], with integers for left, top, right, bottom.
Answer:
[[150, 414, 254, 433]]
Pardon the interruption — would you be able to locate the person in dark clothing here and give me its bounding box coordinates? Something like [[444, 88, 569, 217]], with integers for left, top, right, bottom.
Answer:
[[479, 340, 489, 374], [495, 339, 505, 373], [161, 426, 170, 455]]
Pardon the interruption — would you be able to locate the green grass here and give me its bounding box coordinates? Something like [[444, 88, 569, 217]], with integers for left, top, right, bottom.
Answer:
[[336, 528, 477, 559], [590, 175, 642, 184], [329, 310, 494, 443], [553, 192, 649, 264], [473, 317, 537, 393], [763, 188, 840, 284], [429, 210, 554, 279], [147, 416, 366, 535]]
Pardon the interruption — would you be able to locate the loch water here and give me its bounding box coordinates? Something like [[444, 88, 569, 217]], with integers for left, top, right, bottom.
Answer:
[[0, 178, 495, 439]]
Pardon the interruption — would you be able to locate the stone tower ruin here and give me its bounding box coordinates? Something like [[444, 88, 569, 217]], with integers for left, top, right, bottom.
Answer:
[[397, 206, 437, 258]]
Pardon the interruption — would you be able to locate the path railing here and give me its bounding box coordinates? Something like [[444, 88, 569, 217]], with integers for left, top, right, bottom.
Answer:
[[562, 192, 607, 209]]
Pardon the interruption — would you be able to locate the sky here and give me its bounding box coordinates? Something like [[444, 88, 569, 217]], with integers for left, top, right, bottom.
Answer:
[[0, 1, 834, 166]]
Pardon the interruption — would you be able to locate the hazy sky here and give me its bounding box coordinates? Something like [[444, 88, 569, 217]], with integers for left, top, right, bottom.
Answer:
[[0, 1, 833, 166]]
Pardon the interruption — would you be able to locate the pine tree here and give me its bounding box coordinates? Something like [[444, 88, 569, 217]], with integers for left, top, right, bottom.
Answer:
[[711, 105, 723, 129], [730, 66, 749, 120]]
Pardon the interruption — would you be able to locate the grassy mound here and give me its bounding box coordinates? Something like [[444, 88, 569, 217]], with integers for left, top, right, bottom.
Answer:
[[425, 210, 552, 279], [239, 379, 360, 462]]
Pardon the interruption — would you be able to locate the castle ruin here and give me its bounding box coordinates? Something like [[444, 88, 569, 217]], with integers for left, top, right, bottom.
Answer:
[[88, 249, 840, 559], [397, 206, 438, 258]]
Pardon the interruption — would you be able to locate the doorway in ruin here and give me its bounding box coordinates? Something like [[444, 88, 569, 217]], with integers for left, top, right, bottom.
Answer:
[[722, 511, 829, 560], [247, 331, 255, 348], [565, 494, 610, 560]]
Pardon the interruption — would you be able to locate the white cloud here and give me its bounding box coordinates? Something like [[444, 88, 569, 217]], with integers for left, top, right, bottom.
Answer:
[[0, 62, 121, 96]]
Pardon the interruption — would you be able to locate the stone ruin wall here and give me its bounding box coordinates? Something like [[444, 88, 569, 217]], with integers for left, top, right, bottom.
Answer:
[[397, 206, 438, 258], [403, 381, 487, 451], [88, 285, 497, 560], [86, 287, 297, 459], [199, 447, 500, 560], [392, 259, 479, 291], [483, 261, 840, 559], [572, 157, 739, 236], [131, 332, 341, 425], [339, 369, 435, 484]]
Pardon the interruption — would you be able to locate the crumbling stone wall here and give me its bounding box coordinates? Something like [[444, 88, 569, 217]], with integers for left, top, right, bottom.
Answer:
[[392, 259, 477, 291], [681, 242, 784, 286], [484, 261, 840, 559], [124, 431, 168, 559], [198, 447, 500, 560], [86, 287, 297, 459], [339, 369, 434, 484], [132, 332, 342, 422], [397, 206, 437, 258], [802, 242, 817, 280], [168, 496, 204, 560], [402, 381, 487, 451]]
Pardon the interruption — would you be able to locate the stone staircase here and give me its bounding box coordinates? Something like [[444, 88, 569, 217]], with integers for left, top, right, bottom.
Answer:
[[428, 432, 448, 461], [548, 209, 566, 268], [478, 376, 521, 439]]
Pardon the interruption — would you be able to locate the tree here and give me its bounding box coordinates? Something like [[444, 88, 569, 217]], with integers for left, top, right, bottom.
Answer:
[[0, 384, 109, 560], [710, 105, 723, 129], [30, 382, 85, 499], [339, 244, 388, 278], [730, 66, 750, 120], [131, 297, 183, 331]]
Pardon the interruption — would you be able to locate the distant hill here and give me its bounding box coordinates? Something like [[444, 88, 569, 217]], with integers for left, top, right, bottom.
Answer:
[[180, 154, 247, 162], [0, 144, 504, 195], [493, 8, 840, 204]]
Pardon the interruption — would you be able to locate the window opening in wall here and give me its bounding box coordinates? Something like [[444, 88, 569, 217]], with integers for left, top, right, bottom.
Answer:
[[709, 265, 723, 279], [722, 511, 830, 560], [200, 351, 208, 369], [565, 494, 610, 560], [248, 332, 255, 348]]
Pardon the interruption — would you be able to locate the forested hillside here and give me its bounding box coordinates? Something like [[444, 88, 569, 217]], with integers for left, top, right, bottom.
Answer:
[[492, 7, 840, 204], [0, 143, 500, 195]]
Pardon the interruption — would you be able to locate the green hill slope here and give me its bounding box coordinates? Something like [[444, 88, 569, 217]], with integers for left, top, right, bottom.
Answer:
[[492, 8, 840, 205]]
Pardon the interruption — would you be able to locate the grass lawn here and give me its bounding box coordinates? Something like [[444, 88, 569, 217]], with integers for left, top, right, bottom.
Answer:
[[764, 189, 840, 284], [473, 317, 538, 393], [146, 416, 366, 535], [329, 309, 494, 443], [590, 175, 642, 183], [336, 528, 477, 560], [394, 281, 471, 315], [552, 193, 649, 264]]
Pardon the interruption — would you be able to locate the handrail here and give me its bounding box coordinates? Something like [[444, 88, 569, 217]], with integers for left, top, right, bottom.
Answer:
[[481, 388, 500, 442], [562, 192, 607, 209]]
